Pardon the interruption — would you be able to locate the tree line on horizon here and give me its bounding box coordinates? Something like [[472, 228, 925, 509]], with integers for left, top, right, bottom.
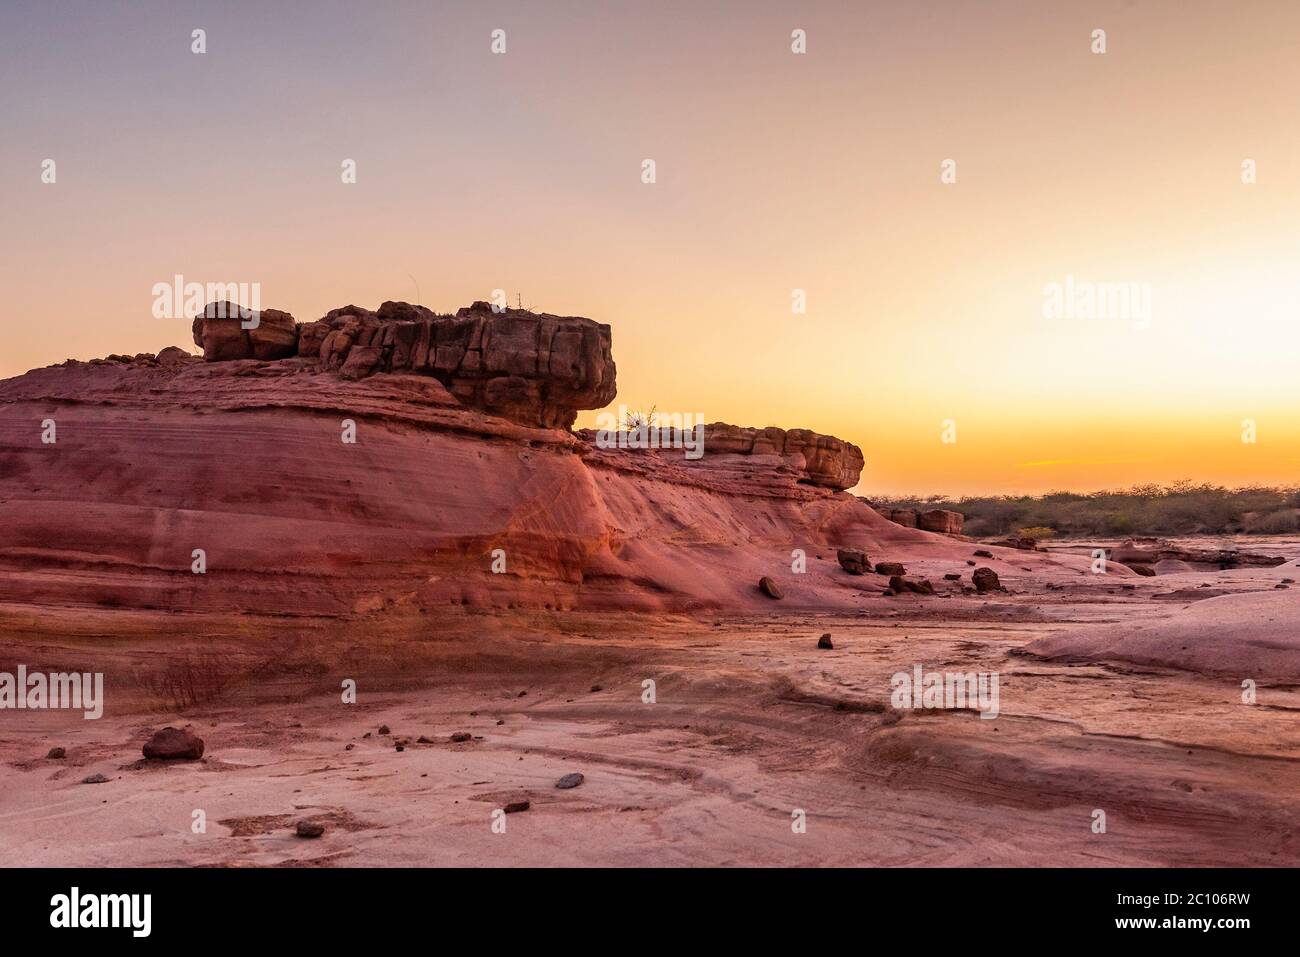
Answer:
[[871, 482, 1300, 538]]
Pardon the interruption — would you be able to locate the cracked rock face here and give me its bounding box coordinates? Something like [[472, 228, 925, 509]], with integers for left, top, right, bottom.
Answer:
[[191, 302, 299, 362], [294, 300, 616, 429], [702, 423, 864, 490]]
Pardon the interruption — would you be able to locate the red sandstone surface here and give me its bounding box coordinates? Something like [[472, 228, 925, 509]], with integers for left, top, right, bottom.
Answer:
[[1, 303, 1297, 867]]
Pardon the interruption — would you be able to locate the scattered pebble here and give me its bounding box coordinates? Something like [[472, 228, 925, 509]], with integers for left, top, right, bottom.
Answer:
[[503, 800, 530, 814], [556, 772, 585, 790], [81, 773, 110, 784], [450, 732, 472, 743], [378, 724, 390, 735], [817, 633, 833, 650], [47, 747, 66, 759], [295, 821, 325, 838]]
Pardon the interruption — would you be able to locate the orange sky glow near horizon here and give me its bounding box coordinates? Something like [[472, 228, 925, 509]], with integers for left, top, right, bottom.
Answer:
[[4, 0, 1300, 496]]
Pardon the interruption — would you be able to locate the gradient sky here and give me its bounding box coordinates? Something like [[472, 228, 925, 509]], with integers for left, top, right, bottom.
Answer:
[[4, 0, 1300, 495]]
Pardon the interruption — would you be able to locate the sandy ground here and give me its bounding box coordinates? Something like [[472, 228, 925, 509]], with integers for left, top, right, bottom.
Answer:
[[3, 541, 1299, 867]]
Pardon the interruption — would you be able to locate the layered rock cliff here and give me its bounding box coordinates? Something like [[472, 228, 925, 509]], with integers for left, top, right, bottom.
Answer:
[[1, 301, 1007, 621]]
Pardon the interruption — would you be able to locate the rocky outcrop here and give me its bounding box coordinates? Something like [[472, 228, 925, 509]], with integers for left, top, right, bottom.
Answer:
[[698, 423, 863, 490], [1109, 538, 1286, 571], [1, 294, 958, 625], [870, 506, 917, 528], [192, 299, 616, 431], [990, 536, 1039, 551], [918, 509, 964, 535], [191, 302, 298, 362], [868, 505, 963, 535], [888, 575, 934, 595], [299, 300, 616, 429]]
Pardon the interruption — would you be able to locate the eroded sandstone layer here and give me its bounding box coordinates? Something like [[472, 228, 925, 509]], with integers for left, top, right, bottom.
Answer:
[[3, 302, 934, 620]]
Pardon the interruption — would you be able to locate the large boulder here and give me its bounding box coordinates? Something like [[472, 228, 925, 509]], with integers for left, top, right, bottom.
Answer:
[[836, 548, 871, 575], [142, 726, 205, 760], [874, 508, 917, 528], [918, 509, 964, 535], [192, 302, 298, 361], [299, 301, 617, 430]]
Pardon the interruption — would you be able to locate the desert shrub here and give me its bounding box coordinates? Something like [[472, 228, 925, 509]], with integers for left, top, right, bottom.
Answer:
[[1247, 509, 1300, 534], [1015, 526, 1056, 541]]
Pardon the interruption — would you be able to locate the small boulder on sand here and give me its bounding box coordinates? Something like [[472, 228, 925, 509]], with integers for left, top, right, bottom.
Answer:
[[817, 633, 834, 649], [296, 821, 325, 838], [47, 747, 66, 759], [142, 727, 204, 761], [450, 731, 472, 743], [556, 772, 585, 789], [504, 800, 531, 814], [758, 576, 784, 599], [874, 562, 906, 576], [836, 549, 871, 575], [972, 567, 1002, 593]]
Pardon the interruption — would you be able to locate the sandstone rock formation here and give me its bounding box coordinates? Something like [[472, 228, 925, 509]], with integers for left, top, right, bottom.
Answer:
[[700, 423, 864, 490], [300, 300, 616, 429], [870, 506, 918, 528], [917, 509, 964, 535], [990, 536, 1039, 551], [191, 299, 617, 431], [1, 298, 1016, 627], [836, 548, 871, 575], [191, 302, 298, 361], [1109, 538, 1286, 571]]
